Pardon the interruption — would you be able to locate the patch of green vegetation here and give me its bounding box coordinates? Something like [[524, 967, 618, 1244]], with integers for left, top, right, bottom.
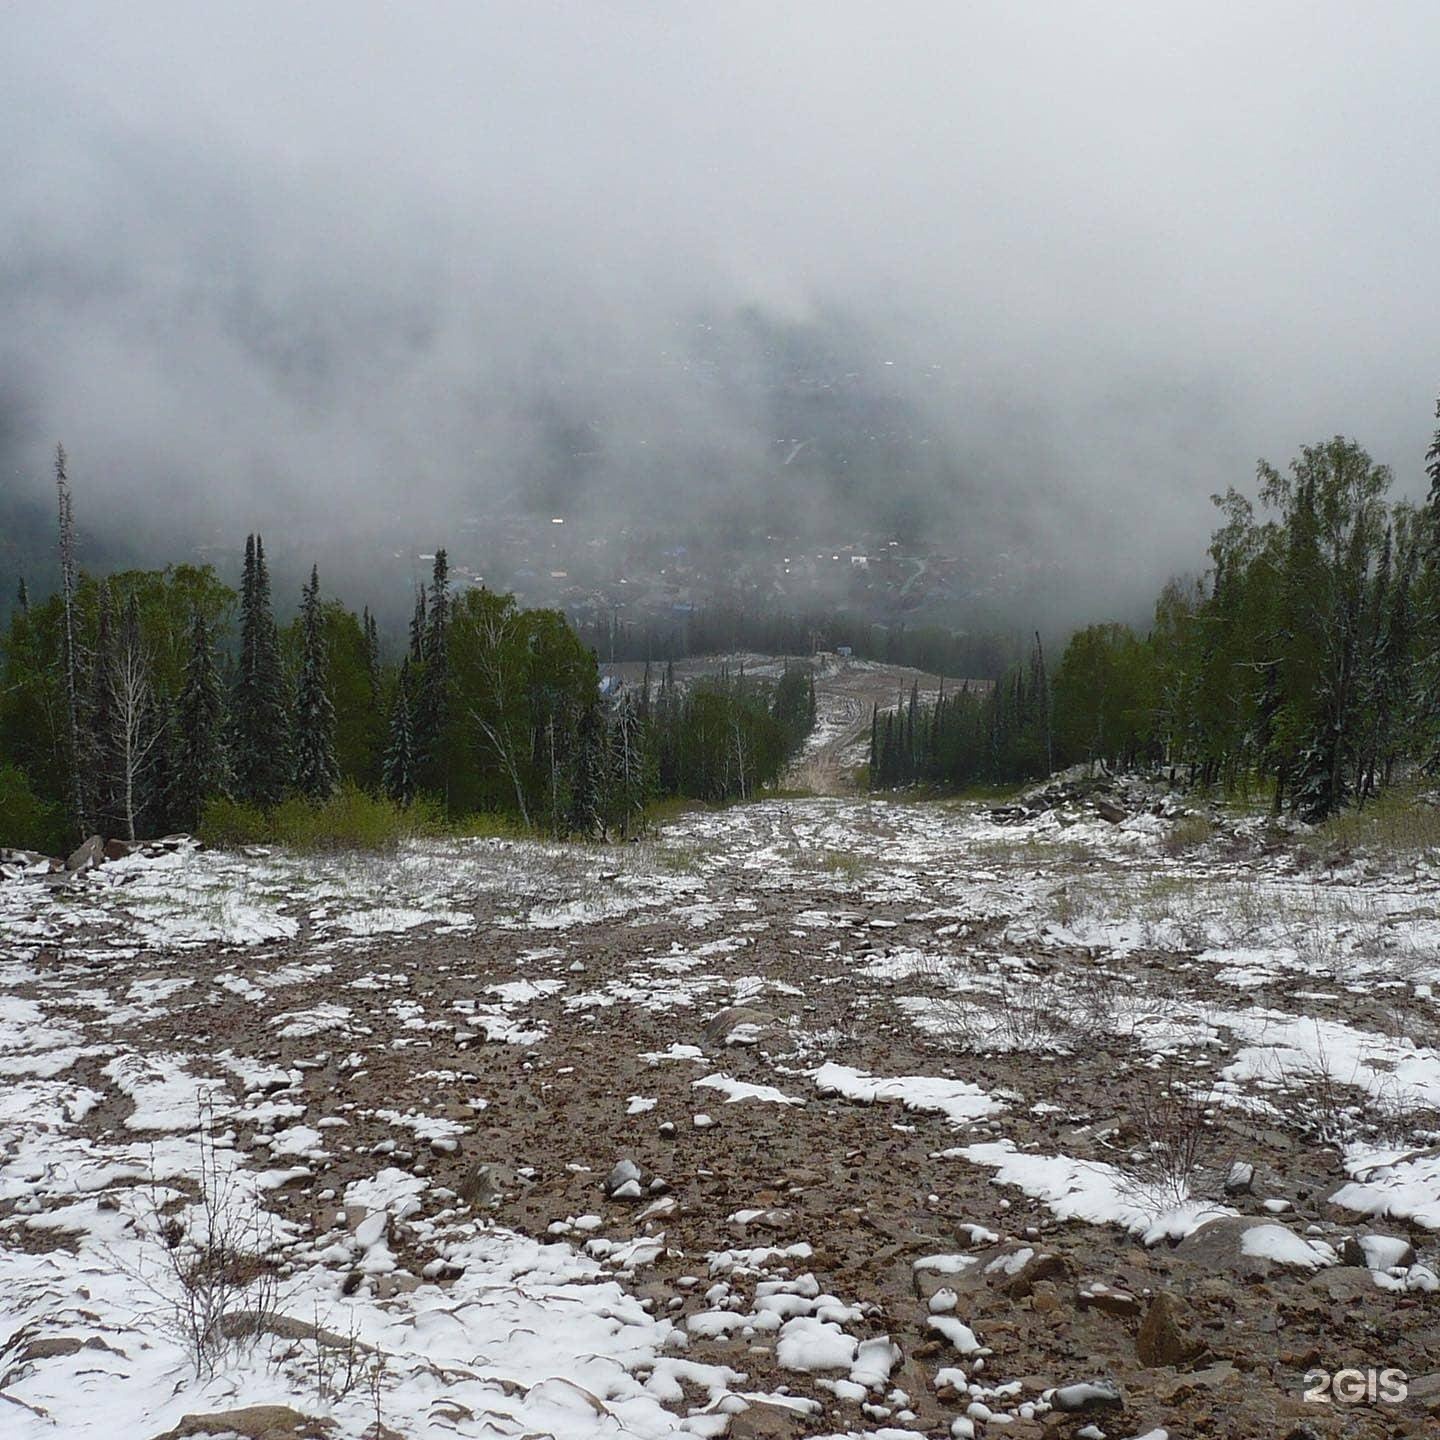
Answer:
[[0, 763, 67, 854], [200, 784, 445, 852], [1318, 788, 1440, 856], [813, 848, 867, 879]]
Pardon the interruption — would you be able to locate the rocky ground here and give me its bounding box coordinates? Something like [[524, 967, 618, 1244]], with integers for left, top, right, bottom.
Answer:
[[3, 777, 1440, 1439]]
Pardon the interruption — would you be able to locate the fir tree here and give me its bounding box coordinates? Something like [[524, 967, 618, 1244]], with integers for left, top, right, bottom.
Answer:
[[231, 534, 291, 805], [362, 606, 381, 705], [293, 565, 339, 799], [414, 548, 451, 798], [569, 698, 606, 837], [383, 659, 417, 806], [56, 445, 86, 837], [408, 586, 427, 663], [173, 608, 228, 830], [16, 576, 28, 614]]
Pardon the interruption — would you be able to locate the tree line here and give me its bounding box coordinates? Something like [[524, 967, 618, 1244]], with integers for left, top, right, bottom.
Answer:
[[870, 415, 1440, 821], [574, 603, 1017, 683], [0, 452, 817, 852]]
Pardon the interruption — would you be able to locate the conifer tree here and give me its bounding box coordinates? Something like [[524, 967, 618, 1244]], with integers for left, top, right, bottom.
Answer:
[[56, 445, 86, 837], [607, 687, 650, 837], [570, 698, 606, 837], [231, 534, 291, 805], [173, 608, 228, 829], [415, 548, 451, 798], [362, 606, 381, 706], [293, 565, 339, 799], [408, 586, 427, 663], [16, 576, 28, 614], [383, 659, 417, 806]]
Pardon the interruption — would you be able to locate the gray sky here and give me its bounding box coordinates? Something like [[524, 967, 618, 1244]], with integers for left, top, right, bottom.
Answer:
[[2, 2, 1437, 613]]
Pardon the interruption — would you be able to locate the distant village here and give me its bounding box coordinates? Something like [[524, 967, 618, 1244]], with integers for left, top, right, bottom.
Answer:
[[368, 514, 1051, 641]]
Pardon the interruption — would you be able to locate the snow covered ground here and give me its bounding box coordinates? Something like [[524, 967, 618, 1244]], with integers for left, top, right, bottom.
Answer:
[[2, 791, 1439, 1436]]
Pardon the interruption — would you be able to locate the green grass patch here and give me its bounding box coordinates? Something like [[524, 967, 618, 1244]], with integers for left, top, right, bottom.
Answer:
[[201, 784, 445, 852]]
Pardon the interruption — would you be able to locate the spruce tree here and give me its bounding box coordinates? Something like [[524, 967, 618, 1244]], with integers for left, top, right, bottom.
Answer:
[[174, 608, 228, 830], [292, 565, 339, 800], [408, 586, 427, 663], [569, 698, 606, 837], [231, 533, 291, 805], [56, 445, 86, 837], [16, 576, 28, 614], [414, 548, 451, 799], [383, 659, 417, 806], [362, 606, 381, 705]]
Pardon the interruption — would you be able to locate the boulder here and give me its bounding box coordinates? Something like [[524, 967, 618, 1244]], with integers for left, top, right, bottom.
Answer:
[[66, 834, 105, 872], [605, 1158, 646, 1200], [1047, 1378, 1123, 1412], [1136, 1290, 1202, 1367], [1175, 1216, 1336, 1277], [103, 838, 136, 860], [703, 1005, 780, 1047], [149, 1407, 334, 1440], [1077, 1280, 1141, 1318]]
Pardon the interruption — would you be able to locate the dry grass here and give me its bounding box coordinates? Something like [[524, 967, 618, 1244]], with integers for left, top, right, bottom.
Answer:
[[1317, 788, 1440, 858], [1161, 812, 1215, 856]]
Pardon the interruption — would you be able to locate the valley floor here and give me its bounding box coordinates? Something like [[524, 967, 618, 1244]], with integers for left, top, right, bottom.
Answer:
[[2, 788, 1440, 1438]]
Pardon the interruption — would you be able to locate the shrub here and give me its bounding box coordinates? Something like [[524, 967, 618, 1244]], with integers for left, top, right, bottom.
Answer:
[[200, 784, 443, 852], [0, 763, 66, 854], [198, 795, 272, 847], [1161, 812, 1214, 855]]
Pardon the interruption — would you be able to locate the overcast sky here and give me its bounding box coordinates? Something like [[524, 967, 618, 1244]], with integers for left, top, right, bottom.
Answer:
[[2, 2, 1437, 609]]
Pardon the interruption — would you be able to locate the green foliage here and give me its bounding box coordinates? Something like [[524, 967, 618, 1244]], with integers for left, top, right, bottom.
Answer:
[[1052, 623, 1153, 768], [0, 763, 66, 853], [200, 783, 443, 852], [647, 662, 812, 806], [291, 566, 339, 800], [231, 535, 291, 806]]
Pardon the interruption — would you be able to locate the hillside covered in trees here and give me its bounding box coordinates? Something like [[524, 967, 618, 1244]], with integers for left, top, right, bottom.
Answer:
[[871, 416, 1440, 821], [0, 453, 818, 853]]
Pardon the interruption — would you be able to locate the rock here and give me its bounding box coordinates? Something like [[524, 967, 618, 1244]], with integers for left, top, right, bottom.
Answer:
[[1136, 1291, 1201, 1367], [458, 1162, 513, 1206], [1224, 1160, 1255, 1194], [148, 1406, 334, 1440], [703, 1005, 779, 1046], [1030, 1280, 1062, 1314], [66, 835, 106, 872], [1047, 1379, 1123, 1412], [1077, 1281, 1141, 1318], [1355, 1233, 1416, 1270], [723, 1399, 815, 1438], [102, 838, 136, 860], [1308, 1265, 1374, 1305], [1175, 1216, 1334, 1277], [1406, 1371, 1440, 1415], [0, 847, 52, 870], [605, 1158, 649, 1200], [987, 1246, 1068, 1297], [1093, 798, 1127, 824], [353, 1211, 388, 1249]]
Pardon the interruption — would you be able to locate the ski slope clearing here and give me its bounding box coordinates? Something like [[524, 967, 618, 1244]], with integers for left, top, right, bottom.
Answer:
[[3, 790, 1440, 1436]]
